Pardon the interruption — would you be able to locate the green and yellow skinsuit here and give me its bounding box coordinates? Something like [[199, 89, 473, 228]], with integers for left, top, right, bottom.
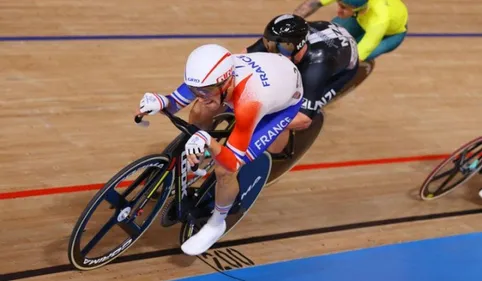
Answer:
[[321, 0, 408, 61]]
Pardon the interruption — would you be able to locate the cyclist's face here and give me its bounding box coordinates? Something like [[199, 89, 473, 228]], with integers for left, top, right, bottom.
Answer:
[[198, 93, 222, 110], [336, 1, 356, 18], [189, 84, 222, 99], [190, 85, 222, 109], [262, 38, 295, 58], [188, 78, 232, 109], [262, 38, 278, 53]]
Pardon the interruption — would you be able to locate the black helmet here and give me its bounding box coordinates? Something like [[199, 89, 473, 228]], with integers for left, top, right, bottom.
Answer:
[[263, 14, 309, 57]]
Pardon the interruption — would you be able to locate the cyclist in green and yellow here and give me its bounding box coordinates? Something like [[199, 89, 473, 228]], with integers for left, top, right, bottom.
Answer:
[[294, 0, 408, 61]]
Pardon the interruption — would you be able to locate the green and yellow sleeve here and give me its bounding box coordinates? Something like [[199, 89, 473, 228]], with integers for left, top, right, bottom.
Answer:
[[320, 0, 337, 6], [357, 19, 389, 60]]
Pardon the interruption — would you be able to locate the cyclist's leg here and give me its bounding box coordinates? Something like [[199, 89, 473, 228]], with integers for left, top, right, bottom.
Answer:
[[365, 31, 407, 61], [319, 61, 360, 106], [236, 100, 303, 162], [331, 16, 365, 40], [181, 101, 301, 256]]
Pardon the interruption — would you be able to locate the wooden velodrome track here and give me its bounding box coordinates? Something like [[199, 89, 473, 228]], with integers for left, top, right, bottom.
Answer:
[[1, 0, 482, 280]]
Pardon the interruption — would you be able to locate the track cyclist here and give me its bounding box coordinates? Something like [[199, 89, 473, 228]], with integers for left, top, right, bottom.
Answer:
[[244, 14, 359, 129], [135, 44, 303, 255], [293, 0, 409, 61]]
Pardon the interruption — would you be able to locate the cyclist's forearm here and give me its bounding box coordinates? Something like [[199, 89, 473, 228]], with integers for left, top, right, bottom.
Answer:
[[165, 83, 197, 114], [164, 95, 182, 114], [208, 140, 240, 172], [208, 139, 223, 158], [293, 0, 322, 18]]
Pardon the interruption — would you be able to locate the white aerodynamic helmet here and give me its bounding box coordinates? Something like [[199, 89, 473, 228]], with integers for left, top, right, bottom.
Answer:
[[184, 44, 235, 89]]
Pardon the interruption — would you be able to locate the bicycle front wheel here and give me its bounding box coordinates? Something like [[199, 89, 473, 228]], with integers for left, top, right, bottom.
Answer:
[[68, 154, 174, 270]]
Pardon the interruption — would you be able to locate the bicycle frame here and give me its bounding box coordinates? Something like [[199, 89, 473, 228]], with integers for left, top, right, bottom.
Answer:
[[135, 110, 234, 224]]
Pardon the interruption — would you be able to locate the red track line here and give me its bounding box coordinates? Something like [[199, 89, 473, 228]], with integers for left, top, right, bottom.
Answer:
[[291, 153, 450, 171], [0, 153, 449, 201], [0, 181, 133, 200]]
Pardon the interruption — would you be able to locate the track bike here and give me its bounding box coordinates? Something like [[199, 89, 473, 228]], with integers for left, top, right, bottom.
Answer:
[[67, 108, 321, 270]]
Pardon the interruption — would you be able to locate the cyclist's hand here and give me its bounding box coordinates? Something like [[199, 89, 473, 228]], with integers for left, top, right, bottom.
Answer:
[[139, 93, 169, 115], [185, 131, 212, 166]]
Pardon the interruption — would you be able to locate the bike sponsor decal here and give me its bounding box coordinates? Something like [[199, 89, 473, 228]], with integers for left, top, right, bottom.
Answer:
[[199, 247, 255, 271], [240, 176, 262, 201], [83, 238, 133, 266], [180, 151, 188, 198], [118, 162, 165, 185]]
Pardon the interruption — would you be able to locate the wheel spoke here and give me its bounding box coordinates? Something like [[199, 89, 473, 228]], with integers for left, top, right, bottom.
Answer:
[[121, 169, 151, 198], [131, 174, 159, 204], [105, 189, 128, 208], [437, 165, 461, 193], [466, 146, 482, 163], [81, 215, 118, 256], [431, 166, 458, 182], [118, 219, 142, 237], [432, 147, 482, 185], [430, 151, 465, 185]]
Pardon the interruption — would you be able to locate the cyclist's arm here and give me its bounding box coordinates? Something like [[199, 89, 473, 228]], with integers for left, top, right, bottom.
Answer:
[[357, 20, 389, 61], [292, 58, 337, 129], [294, 0, 335, 18], [164, 83, 196, 114], [209, 101, 262, 172]]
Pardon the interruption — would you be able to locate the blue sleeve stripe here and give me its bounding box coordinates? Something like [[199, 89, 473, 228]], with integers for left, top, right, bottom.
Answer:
[[226, 142, 246, 159], [172, 83, 195, 106], [171, 91, 190, 107]]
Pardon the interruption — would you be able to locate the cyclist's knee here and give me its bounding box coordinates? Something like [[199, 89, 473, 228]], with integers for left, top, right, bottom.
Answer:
[[267, 129, 291, 154], [214, 164, 238, 185], [365, 32, 406, 61], [288, 112, 312, 131], [214, 164, 236, 178], [365, 49, 384, 61]]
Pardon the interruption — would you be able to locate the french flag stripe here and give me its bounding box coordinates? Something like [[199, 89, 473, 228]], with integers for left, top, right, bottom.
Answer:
[[246, 149, 255, 161], [172, 90, 191, 105], [171, 93, 188, 107], [195, 132, 208, 143], [226, 142, 246, 157], [234, 153, 245, 164]]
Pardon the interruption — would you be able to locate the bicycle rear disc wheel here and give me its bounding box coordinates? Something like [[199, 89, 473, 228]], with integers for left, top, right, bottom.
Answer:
[[267, 112, 323, 186], [420, 137, 482, 201], [68, 154, 173, 270]]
